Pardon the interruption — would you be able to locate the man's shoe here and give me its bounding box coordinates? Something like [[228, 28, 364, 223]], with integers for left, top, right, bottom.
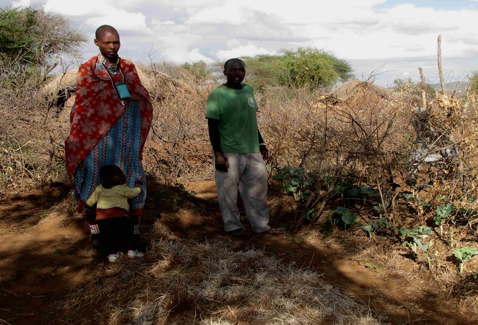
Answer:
[[262, 228, 283, 235], [226, 229, 252, 237]]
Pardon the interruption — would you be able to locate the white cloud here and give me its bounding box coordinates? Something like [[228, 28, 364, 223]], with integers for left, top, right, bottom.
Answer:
[[216, 41, 276, 61], [186, 2, 253, 25], [160, 48, 214, 64], [43, 0, 112, 16], [85, 12, 149, 34], [20, 0, 478, 85], [11, 0, 31, 8], [43, 0, 151, 34], [226, 39, 241, 49]]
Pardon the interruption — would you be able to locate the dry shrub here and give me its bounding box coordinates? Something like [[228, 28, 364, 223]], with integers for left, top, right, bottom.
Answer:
[[262, 81, 411, 177], [140, 62, 217, 184], [0, 60, 72, 195], [394, 85, 478, 219], [259, 81, 413, 229], [61, 228, 381, 324]]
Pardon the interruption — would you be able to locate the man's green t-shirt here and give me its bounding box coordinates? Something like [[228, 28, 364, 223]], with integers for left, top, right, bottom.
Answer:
[[205, 84, 260, 154]]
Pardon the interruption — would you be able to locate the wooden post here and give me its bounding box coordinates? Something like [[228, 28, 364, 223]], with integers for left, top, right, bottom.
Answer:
[[418, 67, 427, 107], [437, 35, 446, 95]]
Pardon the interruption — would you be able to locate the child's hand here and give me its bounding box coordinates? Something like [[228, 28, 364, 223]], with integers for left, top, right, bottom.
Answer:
[[134, 179, 142, 187], [83, 205, 96, 221]]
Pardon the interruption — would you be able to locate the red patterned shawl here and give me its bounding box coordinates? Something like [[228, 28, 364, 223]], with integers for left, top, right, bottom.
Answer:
[[65, 55, 153, 176]]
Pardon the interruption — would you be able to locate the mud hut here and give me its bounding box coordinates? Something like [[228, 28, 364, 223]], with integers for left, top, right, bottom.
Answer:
[[331, 79, 390, 104], [42, 60, 193, 110]]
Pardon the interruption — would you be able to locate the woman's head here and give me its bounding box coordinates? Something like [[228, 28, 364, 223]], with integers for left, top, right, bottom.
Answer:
[[100, 165, 126, 188], [94, 25, 120, 63]]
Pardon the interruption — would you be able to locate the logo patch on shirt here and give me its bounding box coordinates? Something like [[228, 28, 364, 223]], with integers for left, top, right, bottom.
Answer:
[[248, 97, 255, 108]]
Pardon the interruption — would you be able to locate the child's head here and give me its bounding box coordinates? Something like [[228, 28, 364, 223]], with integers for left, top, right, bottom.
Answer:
[[100, 165, 126, 189]]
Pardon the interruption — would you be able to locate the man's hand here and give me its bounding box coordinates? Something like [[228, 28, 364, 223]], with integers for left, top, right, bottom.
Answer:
[[260, 145, 269, 161], [134, 179, 142, 187], [215, 151, 229, 172]]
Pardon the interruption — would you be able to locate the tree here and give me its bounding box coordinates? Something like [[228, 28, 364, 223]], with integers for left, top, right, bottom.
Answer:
[[0, 6, 86, 79], [181, 61, 213, 82], [393, 78, 437, 101], [277, 48, 353, 91], [241, 48, 353, 93], [241, 54, 282, 92], [0, 6, 36, 63]]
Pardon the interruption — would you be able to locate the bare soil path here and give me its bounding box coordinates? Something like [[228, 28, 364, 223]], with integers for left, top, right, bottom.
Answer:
[[177, 181, 475, 325], [0, 181, 475, 324]]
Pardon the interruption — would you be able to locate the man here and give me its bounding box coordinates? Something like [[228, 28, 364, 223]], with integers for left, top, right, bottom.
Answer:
[[65, 25, 153, 255], [206, 58, 280, 237]]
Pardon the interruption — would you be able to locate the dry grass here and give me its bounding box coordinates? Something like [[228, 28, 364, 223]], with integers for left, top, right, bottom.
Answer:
[[61, 223, 382, 324], [5, 55, 478, 322]]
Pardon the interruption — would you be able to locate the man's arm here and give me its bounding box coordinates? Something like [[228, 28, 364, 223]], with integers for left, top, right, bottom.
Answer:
[[258, 129, 269, 160], [208, 118, 229, 172]]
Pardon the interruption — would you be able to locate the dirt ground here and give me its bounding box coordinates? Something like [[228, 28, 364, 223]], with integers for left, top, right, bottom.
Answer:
[[0, 181, 477, 324]]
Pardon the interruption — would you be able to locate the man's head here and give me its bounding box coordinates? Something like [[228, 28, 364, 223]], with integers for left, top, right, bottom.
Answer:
[[223, 58, 246, 88], [94, 25, 120, 63], [100, 165, 126, 188]]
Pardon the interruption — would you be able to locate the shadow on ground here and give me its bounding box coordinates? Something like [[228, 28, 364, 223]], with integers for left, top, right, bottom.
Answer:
[[0, 178, 475, 324], [149, 180, 475, 325]]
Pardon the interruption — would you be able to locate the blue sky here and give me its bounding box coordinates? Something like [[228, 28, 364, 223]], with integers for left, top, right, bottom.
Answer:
[[4, 0, 478, 86]]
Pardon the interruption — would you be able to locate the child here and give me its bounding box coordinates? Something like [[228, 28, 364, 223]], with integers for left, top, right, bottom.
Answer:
[[86, 165, 144, 262]]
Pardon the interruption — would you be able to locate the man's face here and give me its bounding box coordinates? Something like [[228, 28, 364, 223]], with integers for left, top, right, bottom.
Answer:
[[94, 31, 120, 62], [224, 60, 246, 85]]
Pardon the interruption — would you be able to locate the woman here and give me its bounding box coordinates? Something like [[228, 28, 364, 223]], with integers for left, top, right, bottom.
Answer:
[[65, 25, 152, 248]]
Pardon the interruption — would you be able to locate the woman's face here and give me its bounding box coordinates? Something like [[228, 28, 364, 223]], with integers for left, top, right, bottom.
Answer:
[[94, 31, 121, 63]]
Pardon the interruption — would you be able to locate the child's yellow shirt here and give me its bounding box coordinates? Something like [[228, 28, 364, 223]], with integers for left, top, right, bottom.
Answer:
[[86, 184, 141, 211]]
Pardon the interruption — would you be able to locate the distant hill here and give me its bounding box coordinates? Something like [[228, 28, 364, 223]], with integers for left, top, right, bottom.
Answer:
[[430, 81, 469, 97]]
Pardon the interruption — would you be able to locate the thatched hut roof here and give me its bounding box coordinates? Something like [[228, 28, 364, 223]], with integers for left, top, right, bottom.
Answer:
[[42, 60, 193, 106], [43, 68, 79, 95], [331, 79, 390, 102]]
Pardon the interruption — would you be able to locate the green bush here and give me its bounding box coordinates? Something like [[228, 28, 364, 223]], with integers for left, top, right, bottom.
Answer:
[[242, 48, 353, 92]]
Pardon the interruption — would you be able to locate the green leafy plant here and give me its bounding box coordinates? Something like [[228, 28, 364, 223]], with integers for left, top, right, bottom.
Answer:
[[343, 185, 381, 206], [329, 207, 357, 231], [39, 209, 49, 220], [359, 185, 380, 204], [434, 203, 455, 237], [365, 263, 384, 269], [400, 226, 433, 256], [273, 167, 316, 201], [402, 190, 430, 214], [361, 217, 391, 239], [373, 201, 392, 214], [454, 246, 478, 273]]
